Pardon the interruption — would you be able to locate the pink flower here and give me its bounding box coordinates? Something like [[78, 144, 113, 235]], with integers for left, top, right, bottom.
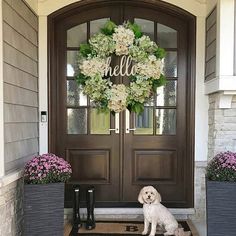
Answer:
[[24, 153, 72, 184]]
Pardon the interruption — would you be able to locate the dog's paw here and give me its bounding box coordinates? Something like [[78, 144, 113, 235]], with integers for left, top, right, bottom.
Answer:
[[148, 233, 155, 236], [142, 230, 148, 235], [164, 232, 174, 236]]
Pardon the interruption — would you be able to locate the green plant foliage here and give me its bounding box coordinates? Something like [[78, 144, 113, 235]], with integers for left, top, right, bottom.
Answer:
[[154, 47, 166, 59], [76, 73, 87, 86], [101, 20, 117, 35], [127, 101, 144, 114], [128, 22, 143, 38], [79, 43, 92, 57], [129, 75, 137, 82], [151, 74, 167, 92]]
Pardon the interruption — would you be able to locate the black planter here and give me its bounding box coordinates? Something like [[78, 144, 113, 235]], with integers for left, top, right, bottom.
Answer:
[[24, 182, 65, 236], [206, 180, 236, 236]]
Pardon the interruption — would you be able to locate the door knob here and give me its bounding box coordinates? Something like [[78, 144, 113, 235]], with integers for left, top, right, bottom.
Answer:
[[109, 112, 119, 134], [109, 128, 119, 132], [125, 109, 136, 133], [126, 128, 136, 132]]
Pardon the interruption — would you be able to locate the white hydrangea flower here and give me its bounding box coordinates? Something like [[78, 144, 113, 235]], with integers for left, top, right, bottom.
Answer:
[[79, 57, 106, 77], [107, 84, 128, 112], [115, 44, 129, 55], [134, 55, 164, 80], [89, 33, 115, 57], [129, 45, 148, 62], [83, 75, 110, 101], [138, 35, 157, 53], [113, 26, 135, 55], [129, 78, 152, 103]]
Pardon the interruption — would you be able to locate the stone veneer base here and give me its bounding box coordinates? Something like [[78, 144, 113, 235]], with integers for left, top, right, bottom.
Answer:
[[0, 177, 24, 236]]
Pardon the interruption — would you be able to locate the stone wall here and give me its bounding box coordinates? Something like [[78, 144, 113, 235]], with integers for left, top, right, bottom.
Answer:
[[0, 178, 23, 236], [208, 94, 236, 159], [189, 162, 206, 221]]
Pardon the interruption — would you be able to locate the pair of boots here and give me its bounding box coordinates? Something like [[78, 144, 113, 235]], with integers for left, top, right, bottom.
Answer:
[[70, 186, 95, 236]]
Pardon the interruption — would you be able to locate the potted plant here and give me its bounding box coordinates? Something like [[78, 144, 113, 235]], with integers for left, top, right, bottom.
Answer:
[[206, 151, 236, 236], [23, 153, 72, 236]]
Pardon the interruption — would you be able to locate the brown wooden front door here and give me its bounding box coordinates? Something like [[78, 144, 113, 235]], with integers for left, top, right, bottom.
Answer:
[[49, 0, 195, 208]]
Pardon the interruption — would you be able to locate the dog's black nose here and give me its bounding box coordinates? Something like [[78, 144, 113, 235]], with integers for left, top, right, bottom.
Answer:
[[148, 195, 151, 199]]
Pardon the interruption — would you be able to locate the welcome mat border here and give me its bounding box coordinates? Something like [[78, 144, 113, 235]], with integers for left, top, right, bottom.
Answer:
[[64, 220, 199, 236]]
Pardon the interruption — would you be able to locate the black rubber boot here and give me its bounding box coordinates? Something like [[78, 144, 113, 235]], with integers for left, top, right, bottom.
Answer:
[[86, 186, 96, 230], [70, 185, 82, 236]]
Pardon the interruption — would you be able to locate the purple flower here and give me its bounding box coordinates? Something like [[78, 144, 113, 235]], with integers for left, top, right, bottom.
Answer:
[[24, 153, 72, 184], [207, 151, 236, 182]]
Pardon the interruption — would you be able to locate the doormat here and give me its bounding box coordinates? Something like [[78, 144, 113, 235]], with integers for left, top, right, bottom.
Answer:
[[64, 220, 199, 236]]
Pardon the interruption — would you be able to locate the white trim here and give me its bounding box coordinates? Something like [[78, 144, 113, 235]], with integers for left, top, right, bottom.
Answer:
[[234, 0, 236, 75], [195, 16, 208, 162], [23, 0, 38, 15], [195, 161, 207, 168], [218, 92, 236, 109], [205, 75, 236, 108], [0, 0, 5, 177], [216, 0, 235, 76], [0, 170, 23, 188], [205, 76, 236, 94], [65, 208, 195, 220], [37, 0, 206, 17], [39, 16, 48, 154]]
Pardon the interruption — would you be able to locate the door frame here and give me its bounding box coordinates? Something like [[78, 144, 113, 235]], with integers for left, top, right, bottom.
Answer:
[[48, 0, 196, 208]]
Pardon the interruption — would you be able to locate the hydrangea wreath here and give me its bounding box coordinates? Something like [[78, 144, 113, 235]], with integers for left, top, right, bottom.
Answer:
[[76, 20, 166, 114]]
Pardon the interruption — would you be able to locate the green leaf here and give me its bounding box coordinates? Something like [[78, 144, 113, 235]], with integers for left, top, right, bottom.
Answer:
[[111, 110, 116, 116], [128, 102, 144, 115], [101, 20, 117, 35], [133, 102, 144, 114], [75, 73, 87, 86], [129, 75, 137, 82], [79, 43, 92, 57], [154, 47, 166, 59], [128, 22, 143, 38], [96, 99, 110, 114], [151, 74, 167, 92], [159, 74, 167, 86]]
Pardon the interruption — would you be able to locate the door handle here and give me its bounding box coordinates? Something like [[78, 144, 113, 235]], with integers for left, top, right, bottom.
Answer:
[[125, 109, 136, 133], [109, 112, 119, 134]]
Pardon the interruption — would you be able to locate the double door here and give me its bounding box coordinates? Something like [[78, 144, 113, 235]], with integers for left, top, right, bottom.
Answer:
[[49, 1, 194, 208]]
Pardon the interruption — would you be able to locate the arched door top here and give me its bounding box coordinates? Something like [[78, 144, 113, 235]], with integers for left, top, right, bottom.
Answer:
[[43, 0, 203, 17]]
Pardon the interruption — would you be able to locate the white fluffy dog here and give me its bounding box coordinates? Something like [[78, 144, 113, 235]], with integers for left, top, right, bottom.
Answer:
[[138, 186, 178, 236]]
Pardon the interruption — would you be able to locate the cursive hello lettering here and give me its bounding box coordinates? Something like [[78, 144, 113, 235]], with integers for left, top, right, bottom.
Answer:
[[105, 55, 136, 77]]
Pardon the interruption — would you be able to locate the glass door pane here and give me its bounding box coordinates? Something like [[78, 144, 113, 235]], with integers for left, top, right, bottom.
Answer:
[[90, 108, 110, 134]]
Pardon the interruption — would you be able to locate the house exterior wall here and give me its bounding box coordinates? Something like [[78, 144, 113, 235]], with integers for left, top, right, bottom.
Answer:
[[0, 0, 38, 235], [0, 0, 234, 235], [0, 178, 24, 236], [208, 94, 236, 158], [2, 0, 39, 173], [205, 7, 217, 81]]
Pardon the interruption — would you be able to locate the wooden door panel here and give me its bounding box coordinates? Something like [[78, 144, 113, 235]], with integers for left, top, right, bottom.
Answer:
[[49, 1, 195, 208], [122, 4, 192, 207], [53, 5, 122, 207], [67, 149, 110, 183], [133, 150, 177, 183]]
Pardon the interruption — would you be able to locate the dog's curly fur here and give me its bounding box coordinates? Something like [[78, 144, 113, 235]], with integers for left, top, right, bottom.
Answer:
[[138, 186, 179, 236]]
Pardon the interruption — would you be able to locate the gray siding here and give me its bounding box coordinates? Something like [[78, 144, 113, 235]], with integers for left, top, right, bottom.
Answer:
[[3, 0, 38, 172], [205, 7, 217, 81]]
